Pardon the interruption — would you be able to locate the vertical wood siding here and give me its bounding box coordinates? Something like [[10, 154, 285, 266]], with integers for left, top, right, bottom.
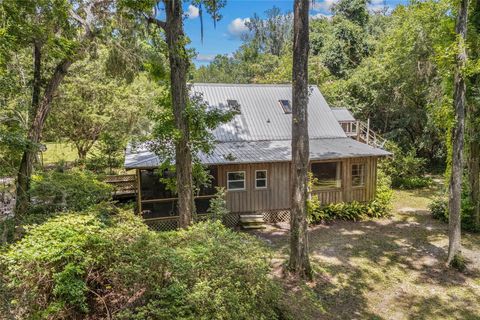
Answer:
[[217, 162, 291, 213]]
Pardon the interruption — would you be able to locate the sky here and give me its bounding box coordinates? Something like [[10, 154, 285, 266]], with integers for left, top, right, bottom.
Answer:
[[183, 0, 408, 67]]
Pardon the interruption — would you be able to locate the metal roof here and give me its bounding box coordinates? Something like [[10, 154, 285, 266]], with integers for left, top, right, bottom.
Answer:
[[331, 107, 355, 122], [125, 138, 391, 169], [191, 83, 347, 142]]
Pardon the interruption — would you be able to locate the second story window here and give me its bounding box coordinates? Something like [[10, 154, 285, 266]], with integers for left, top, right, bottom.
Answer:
[[227, 171, 246, 191]]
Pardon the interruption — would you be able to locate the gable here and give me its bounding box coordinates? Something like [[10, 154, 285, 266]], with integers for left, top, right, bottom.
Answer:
[[191, 84, 347, 142]]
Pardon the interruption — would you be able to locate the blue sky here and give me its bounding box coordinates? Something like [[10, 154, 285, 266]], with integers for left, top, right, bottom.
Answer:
[[183, 0, 408, 66]]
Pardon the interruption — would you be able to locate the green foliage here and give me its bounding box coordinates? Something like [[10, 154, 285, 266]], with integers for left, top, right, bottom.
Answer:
[[1, 209, 280, 319], [429, 198, 448, 222], [86, 132, 125, 174], [47, 49, 158, 160], [29, 169, 113, 214], [429, 195, 480, 232], [207, 187, 229, 221], [381, 142, 432, 189], [308, 170, 392, 224]]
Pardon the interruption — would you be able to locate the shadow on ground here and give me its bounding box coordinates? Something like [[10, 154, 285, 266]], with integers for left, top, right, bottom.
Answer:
[[251, 209, 480, 320]]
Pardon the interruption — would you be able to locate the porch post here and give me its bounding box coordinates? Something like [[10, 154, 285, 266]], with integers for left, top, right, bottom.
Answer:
[[136, 169, 142, 214]]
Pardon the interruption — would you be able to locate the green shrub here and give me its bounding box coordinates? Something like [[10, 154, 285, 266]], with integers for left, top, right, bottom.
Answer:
[[1, 208, 280, 319], [381, 142, 431, 189], [308, 169, 392, 224], [207, 187, 229, 221], [429, 198, 448, 222], [429, 197, 480, 232], [392, 176, 432, 189], [29, 169, 113, 213]]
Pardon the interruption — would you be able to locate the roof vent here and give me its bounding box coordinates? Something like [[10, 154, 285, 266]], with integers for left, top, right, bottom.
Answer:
[[227, 99, 241, 113], [278, 100, 292, 114]]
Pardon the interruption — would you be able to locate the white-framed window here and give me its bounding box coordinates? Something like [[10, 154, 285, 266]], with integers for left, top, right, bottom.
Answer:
[[352, 163, 365, 187], [255, 170, 267, 189], [227, 171, 246, 191], [311, 162, 342, 189]]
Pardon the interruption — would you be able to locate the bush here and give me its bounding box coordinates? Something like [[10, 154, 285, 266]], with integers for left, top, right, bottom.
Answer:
[[429, 198, 448, 222], [207, 187, 229, 221], [29, 169, 113, 213], [392, 176, 432, 189], [429, 197, 480, 232], [1, 208, 280, 319], [381, 142, 431, 189], [308, 169, 393, 224]]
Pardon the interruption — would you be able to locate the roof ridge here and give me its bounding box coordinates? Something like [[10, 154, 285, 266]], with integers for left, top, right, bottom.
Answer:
[[190, 83, 320, 88]]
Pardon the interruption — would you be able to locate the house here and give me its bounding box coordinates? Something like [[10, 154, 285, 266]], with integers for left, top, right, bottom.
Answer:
[[124, 84, 390, 229]]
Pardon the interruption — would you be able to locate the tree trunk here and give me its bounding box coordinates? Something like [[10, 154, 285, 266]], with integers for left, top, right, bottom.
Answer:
[[467, 101, 480, 230], [289, 0, 312, 279], [14, 40, 42, 219], [15, 59, 73, 220], [31, 40, 42, 117], [447, 0, 468, 265], [165, 0, 194, 228], [468, 137, 480, 229]]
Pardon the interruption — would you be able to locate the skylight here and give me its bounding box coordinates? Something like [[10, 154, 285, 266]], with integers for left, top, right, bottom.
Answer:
[[227, 99, 241, 113], [279, 100, 292, 114]]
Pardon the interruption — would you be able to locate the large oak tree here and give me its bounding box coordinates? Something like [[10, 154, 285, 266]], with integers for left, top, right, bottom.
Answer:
[[125, 0, 226, 228], [289, 0, 312, 279]]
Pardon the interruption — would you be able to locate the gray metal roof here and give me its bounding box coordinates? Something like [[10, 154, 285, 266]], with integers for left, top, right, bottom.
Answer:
[[331, 107, 355, 122], [125, 138, 390, 169], [192, 84, 347, 142]]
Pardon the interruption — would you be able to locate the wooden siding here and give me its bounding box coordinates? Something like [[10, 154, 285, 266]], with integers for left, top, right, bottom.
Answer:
[[217, 162, 291, 213], [137, 157, 380, 215]]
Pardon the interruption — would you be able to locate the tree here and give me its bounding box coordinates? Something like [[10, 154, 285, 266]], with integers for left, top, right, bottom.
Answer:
[[48, 51, 156, 160], [125, 0, 226, 228], [289, 0, 312, 279], [245, 6, 293, 57], [447, 0, 469, 265], [3, 0, 114, 221]]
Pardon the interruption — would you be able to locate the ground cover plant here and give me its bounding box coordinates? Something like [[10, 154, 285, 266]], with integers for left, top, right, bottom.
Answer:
[[0, 206, 281, 320]]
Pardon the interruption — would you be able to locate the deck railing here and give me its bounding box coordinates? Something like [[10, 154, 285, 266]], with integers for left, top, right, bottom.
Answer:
[[104, 174, 137, 197], [355, 120, 387, 149]]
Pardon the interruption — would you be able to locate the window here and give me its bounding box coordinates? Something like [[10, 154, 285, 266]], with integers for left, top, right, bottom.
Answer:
[[352, 164, 365, 187], [278, 100, 292, 114], [227, 171, 246, 190], [311, 162, 342, 189], [255, 170, 267, 189], [227, 99, 241, 113]]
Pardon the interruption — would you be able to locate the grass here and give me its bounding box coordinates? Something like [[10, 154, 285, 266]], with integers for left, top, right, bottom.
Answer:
[[42, 142, 78, 164], [251, 181, 480, 320]]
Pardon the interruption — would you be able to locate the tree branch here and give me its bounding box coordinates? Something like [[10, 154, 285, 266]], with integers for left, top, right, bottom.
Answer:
[[143, 13, 167, 31]]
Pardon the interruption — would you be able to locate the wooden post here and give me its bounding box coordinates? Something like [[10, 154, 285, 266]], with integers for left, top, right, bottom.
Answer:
[[356, 121, 360, 141], [136, 169, 142, 214], [366, 118, 370, 145]]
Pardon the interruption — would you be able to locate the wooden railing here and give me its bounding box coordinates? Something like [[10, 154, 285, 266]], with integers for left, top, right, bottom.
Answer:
[[104, 174, 137, 197], [355, 119, 387, 149]]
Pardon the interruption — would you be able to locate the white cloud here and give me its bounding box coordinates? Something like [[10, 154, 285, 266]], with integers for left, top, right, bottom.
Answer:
[[187, 5, 199, 19], [368, 0, 390, 12], [227, 17, 251, 39], [195, 54, 216, 63], [310, 13, 332, 20], [311, 0, 339, 12]]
